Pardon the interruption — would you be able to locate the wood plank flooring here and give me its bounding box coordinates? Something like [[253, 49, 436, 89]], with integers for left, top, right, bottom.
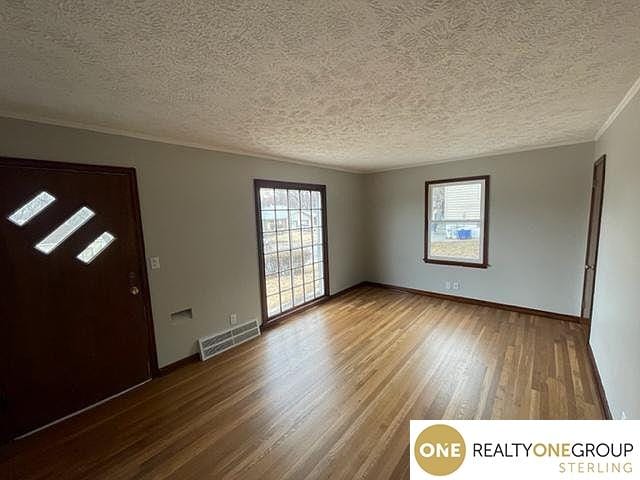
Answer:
[[0, 286, 603, 479]]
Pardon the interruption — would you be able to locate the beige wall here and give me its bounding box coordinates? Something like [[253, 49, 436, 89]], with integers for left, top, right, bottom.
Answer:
[[364, 143, 595, 315], [0, 117, 367, 367], [592, 91, 640, 419], [6, 113, 631, 423]]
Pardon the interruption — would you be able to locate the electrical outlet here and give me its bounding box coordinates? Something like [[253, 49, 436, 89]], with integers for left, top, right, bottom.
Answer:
[[229, 313, 238, 326], [452, 281, 460, 290], [621, 411, 627, 420], [445, 281, 452, 290]]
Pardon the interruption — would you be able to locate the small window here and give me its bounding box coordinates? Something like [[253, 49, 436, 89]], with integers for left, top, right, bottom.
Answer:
[[76, 232, 116, 264], [35, 206, 95, 254], [424, 176, 489, 268], [7, 191, 56, 226]]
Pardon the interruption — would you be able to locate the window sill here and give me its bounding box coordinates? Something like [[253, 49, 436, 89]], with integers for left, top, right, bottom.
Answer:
[[422, 258, 489, 269]]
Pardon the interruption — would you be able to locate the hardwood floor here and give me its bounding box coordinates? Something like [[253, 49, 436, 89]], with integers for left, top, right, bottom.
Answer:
[[0, 285, 603, 479]]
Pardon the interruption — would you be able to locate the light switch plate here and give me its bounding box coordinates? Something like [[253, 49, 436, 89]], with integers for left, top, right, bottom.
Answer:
[[150, 256, 161, 270], [229, 313, 238, 325]]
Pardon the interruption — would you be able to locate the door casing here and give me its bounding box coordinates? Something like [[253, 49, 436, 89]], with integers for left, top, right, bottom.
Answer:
[[580, 154, 606, 336]]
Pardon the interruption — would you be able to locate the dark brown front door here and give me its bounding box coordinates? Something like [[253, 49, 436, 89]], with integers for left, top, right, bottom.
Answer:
[[0, 157, 156, 441], [581, 155, 606, 331]]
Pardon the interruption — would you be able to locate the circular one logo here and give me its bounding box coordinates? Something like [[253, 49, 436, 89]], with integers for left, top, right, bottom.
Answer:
[[414, 424, 466, 476]]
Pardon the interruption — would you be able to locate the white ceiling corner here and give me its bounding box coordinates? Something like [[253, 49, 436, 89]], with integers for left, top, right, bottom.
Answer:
[[1, 1, 640, 172], [595, 74, 640, 141]]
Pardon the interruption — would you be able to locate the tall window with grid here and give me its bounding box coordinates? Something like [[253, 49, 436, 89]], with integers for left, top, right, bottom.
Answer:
[[255, 180, 329, 323]]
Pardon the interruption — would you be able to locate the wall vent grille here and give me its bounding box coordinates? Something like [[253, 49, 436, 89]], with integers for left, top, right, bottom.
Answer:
[[198, 319, 261, 361]]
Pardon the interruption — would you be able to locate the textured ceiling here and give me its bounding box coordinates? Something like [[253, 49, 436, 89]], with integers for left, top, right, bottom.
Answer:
[[1, 1, 640, 171]]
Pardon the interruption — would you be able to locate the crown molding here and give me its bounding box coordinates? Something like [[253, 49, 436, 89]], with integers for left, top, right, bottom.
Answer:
[[2, 99, 627, 175], [0, 110, 365, 174], [595, 74, 640, 141], [366, 140, 594, 174]]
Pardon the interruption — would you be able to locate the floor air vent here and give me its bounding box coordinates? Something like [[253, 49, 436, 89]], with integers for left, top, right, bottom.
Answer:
[[198, 319, 261, 361]]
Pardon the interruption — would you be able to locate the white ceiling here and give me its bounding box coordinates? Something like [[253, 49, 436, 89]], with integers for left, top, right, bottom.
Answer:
[[1, 1, 640, 172]]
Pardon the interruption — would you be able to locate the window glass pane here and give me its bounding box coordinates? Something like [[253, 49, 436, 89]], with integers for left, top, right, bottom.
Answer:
[[303, 264, 314, 284], [288, 190, 300, 209], [258, 184, 327, 318], [304, 283, 315, 301], [291, 248, 303, 268], [281, 289, 293, 310], [301, 228, 312, 247], [262, 210, 276, 232], [300, 190, 311, 209], [290, 229, 302, 249], [278, 250, 291, 272], [76, 232, 115, 264], [265, 274, 279, 295], [292, 267, 304, 286], [427, 179, 486, 265], [314, 262, 323, 280], [275, 189, 288, 210], [279, 271, 292, 291], [302, 246, 313, 266], [289, 210, 300, 229], [260, 188, 274, 210], [35, 207, 95, 254], [267, 294, 281, 316], [431, 183, 482, 221], [263, 232, 277, 254], [312, 227, 323, 245], [264, 253, 279, 274], [311, 191, 321, 209], [275, 210, 289, 231], [277, 230, 290, 251], [8, 191, 56, 226], [312, 210, 322, 227], [300, 210, 312, 228], [313, 244, 323, 262], [429, 221, 481, 260], [293, 286, 305, 306]]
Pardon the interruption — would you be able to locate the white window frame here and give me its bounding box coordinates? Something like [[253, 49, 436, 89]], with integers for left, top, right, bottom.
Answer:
[[424, 176, 489, 268]]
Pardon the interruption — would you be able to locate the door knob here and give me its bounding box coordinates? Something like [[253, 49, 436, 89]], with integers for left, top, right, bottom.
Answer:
[[130, 286, 140, 296]]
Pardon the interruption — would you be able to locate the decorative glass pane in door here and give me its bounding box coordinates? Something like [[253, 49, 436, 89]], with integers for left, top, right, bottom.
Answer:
[[255, 181, 328, 321]]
